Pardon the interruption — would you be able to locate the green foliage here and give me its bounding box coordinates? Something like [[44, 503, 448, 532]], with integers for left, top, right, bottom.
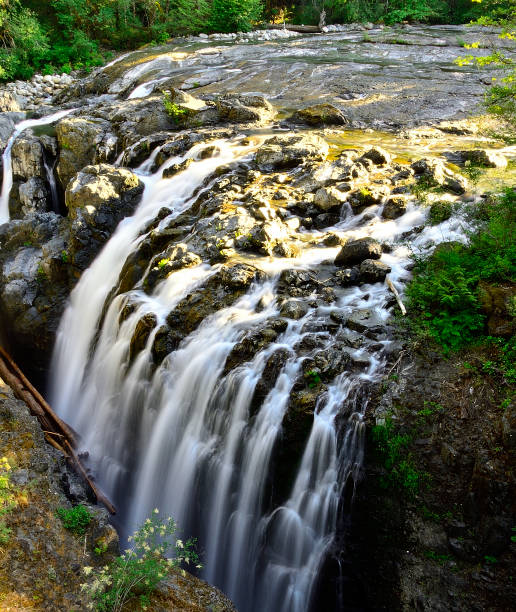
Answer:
[[56, 504, 92, 536], [382, 0, 447, 25], [81, 510, 200, 612], [163, 93, 190, 124], [304, 369, 321, 388], [209, 0, 263, 33], [425, 550, 453, 565], [428, 200, 453, 225], [371, 418, 423, 496], [0, 456, 15, 545], [407, 188, 516, 351]]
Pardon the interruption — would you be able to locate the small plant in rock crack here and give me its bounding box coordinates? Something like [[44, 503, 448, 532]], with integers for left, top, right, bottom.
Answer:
[[81, 509, 201, 612], [163, 92, 190, 125], [56, 504, 92, 536], [304, 369, 321, 388]]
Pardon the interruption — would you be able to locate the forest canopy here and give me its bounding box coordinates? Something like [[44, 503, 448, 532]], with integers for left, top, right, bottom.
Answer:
[[0, 0, 513, 81]]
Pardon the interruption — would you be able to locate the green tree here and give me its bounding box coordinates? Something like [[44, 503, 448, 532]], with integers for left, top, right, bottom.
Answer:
[[209, 0, 264, 32]]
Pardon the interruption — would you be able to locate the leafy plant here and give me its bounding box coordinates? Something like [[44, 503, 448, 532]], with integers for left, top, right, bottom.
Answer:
[[407, 188, 516, 351], [304, 369, 321, 388], [56, 504, 92, 536], [371, 418, 425, 497], [163, 93, 190, 124], [0, 456, 15, 545], [81, 510, 200, 612], [209, 0, 263, 33]]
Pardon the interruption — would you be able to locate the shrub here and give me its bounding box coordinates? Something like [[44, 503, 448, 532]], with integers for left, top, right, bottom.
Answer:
[[57, 504, 92, 536], [81, 510, 200, 612], [0, 456, 15, 545], [407, 188, 516, 351], [370, 419, 423, 497]]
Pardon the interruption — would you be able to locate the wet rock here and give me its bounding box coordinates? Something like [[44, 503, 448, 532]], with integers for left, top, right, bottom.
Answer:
[[447, 149, 507, 169], [477, 282, 515, 338], [145, 244, 202, 291], [11, 135, 45, 180], [280, 299, 309, 319], [501, 400, 516, 450], [18, 178, 49, 216], [359, 259, 391, 283], [360, 146, 391, 166], [56, 116, 115, 189], [293, 103, 348, 126], [279, 269, 315, 288], [219, 263, 264, 288], [0, 212, 70, 377], [162, 158, 193, 178], [255, 134, 328, 171], [129, 312, 158, 360], [313, 186, 348, 211], [382, 196, 408, 219], [323, 232, 347, 247], [411, 158, 468, 195], [306, 346, 351, 380], [345, 309, 384, 333], [248, 219, 290, 255], [335, 267, 360, 286], [314, 213, 340, 229], [216, 94, 274, 124], [350, 185, 389, 209], [66, 164, 144, 270], [251, 347, 291, 412], [0, 90, 21, 111], [335, 237, 382, 266], [104, 95, 174, 147]]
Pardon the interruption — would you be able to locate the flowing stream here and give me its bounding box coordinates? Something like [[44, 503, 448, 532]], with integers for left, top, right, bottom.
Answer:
[[48, 131, 471, 611]]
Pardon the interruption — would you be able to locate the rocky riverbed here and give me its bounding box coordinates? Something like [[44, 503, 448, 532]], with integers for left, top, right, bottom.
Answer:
[[0, 23, 514, 612]]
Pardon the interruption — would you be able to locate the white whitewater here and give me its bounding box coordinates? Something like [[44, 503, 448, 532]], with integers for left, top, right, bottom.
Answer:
[[50, 135, 466, 611], [0, 108, 73, 225]]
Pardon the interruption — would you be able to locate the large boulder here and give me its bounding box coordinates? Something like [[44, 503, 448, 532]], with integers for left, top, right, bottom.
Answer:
[[411, 158, 468, 195], [11, 135, 45, 180], [0, 212, 70, 379], [255, 134, 328, 171], [293, 103, 348, 126], [56, 116, 116, 190], [65, 164, 144, 270], [334, 237, 382, 266], [216, 94, 274, 124], [313, 186, 348, 211], [359, 259, 391, 283], [18, 178, 49, 216], [446, 149, 507, 169], [360, 146, 391, 166]]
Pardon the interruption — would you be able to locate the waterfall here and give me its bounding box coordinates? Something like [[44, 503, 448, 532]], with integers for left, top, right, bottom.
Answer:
[[50, 133, 468, 611], [43, 154, 60, 214], [0, 109, 73, 225]]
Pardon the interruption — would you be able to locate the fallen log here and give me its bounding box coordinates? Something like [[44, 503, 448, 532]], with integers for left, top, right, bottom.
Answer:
[[0, 345, 77, 445], [268, 24, 322, 33], [64, 440, 117, 515], [387, 278, 407, 316], [0, 345, 116, 515]]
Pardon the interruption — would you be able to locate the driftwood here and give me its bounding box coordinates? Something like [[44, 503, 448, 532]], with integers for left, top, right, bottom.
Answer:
[[387, 278, 407, 316], [0, 345, 116, 514], [269, 24, 322, 33]]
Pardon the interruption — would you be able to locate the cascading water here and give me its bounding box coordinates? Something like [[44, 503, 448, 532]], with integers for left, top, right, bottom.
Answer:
[[0, 108, 73, 225], [50, 133, 472, 611]]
